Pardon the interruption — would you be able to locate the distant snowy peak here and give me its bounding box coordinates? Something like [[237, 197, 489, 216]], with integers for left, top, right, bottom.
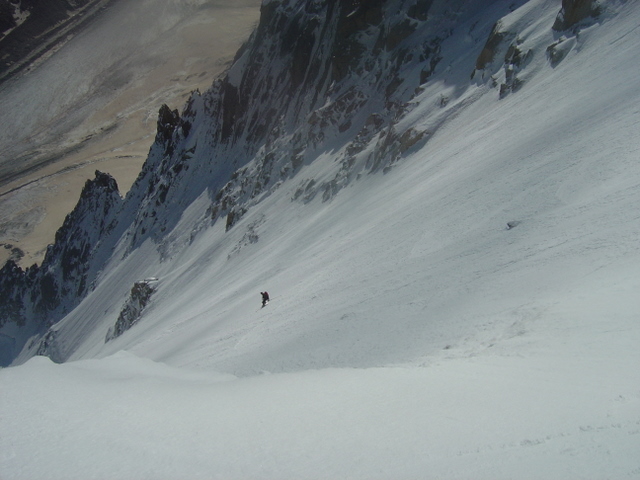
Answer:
[[0, 0, 607, 365]]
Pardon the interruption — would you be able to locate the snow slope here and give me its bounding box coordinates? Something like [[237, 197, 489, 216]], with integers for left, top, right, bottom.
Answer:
[[2, 349, 638, 479], [2, 0, 640, 478]]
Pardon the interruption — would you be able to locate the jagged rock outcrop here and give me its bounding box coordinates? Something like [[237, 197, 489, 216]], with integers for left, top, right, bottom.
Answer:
[[106, 279, 157, 342], [0, 260, 31, 328], [472, 0, 601, 96], [472, 18, 535, 97], [553, 0, 601, 31], [121, 0, 465, 252], [43, 170, 122, 301], [0, 170, 122, 364]]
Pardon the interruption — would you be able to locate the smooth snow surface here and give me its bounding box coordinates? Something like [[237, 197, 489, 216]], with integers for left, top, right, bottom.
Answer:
[[2, 0, 640, 478], [2, 349, 638, 479]]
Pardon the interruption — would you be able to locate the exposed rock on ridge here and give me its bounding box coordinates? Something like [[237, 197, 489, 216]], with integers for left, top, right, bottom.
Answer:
[[553, 0, 601, 31], [0, 170, 122, 362], [106, 279, 157, 342]]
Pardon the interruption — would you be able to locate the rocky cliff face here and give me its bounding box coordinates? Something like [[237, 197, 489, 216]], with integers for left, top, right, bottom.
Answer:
[[0, 171, 122, 362], [0, 0, 605, 365], [99, 0, 473, 256], [105, 278, 157, 342], [553, 0, 601, 31], [0, 171, 121, 322]]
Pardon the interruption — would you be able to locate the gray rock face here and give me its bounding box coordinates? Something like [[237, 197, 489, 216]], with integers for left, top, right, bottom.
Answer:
[[553, 0, 601, 31], [106, 279, 157, 342], [0, 170, 122, 364]]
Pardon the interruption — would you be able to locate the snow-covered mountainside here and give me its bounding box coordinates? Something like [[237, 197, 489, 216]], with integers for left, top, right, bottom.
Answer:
[[0, 0, 559, 364], [2, 0, 640, 477]]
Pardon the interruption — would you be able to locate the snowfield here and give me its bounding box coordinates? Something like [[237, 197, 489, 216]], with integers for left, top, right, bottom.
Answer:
[[2, 0, 640, 478], [2, 348, 638, 479]]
